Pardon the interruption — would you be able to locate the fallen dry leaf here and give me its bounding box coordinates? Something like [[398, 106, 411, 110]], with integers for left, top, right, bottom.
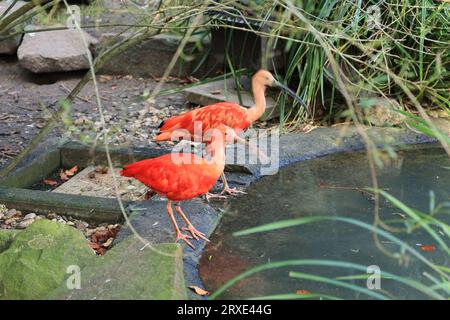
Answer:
[[88, 224, 120, 255], [154, 76, 179, 82], [89, 241, 106, 255], [95, 166, 108, 174], [91, 229, 111, 243], [102, 237, 114, 248], [59, 170, 69, 181], [188, 285, 210, 296], [420, 245, 436, 252], [65, 165, 78, 177], [99, 75, 113, 82], [89, 241, 101, 250], [43, 179, 58, 186], [179, 76, 198, 84], [296, 289, 312, 295]]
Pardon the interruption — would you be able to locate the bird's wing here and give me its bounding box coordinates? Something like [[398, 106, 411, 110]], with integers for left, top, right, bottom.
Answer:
[[194, 102, 250, 131], [121, 154, 219, 200], [158, 102, 249, 134], [158, 110, 194, 133]]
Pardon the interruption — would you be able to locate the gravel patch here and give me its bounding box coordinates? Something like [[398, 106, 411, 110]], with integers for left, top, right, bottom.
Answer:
[[0, 56, 189, 170]]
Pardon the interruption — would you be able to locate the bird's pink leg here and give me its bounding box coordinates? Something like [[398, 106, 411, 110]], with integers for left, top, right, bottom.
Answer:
[[220, 172, 247, 196], [175, 203, 210, 242], [166, 201, 194, 249], [204, 190, 227, 201], [204, 168, 246, 200]]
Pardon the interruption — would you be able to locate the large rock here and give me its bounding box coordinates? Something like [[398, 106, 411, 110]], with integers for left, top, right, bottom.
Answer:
[[49, 237, 186, 300], [0, 220, 94, 300], [0, 1, 27, 54], [17, 26, 98, 73]]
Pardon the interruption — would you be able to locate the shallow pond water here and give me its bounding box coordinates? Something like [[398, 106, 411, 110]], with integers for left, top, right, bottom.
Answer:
[[199, 145, 450, 299]]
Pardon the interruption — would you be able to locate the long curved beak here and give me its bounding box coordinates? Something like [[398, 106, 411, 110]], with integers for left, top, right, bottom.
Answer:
[[273, 79, 309, 116]]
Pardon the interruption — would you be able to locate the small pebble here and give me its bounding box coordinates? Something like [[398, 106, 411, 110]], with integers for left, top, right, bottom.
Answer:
[[0, 204, 7, 215], [4, 218, 17, 225], [85, 229, 96, 237], [47, 213, 57, 219], [23, 213, 36, 220], [74, 118, 85, 125], [5, 209, 21, 219], [16, 219, 34, 229]]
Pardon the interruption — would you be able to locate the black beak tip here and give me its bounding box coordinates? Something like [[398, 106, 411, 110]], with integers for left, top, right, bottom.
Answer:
[[274, 81, 309, 112]]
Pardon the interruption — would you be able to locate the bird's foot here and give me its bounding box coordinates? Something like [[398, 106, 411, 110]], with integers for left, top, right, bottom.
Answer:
[[182, 224, 210, 242], [221, 186, 247, 197], [176, 231, 194, 249], [205, 192, 227, 202]]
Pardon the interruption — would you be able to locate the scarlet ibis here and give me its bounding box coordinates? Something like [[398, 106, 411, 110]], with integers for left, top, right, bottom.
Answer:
[[155, 70, 307, 196], [121, 126, 233, 248]]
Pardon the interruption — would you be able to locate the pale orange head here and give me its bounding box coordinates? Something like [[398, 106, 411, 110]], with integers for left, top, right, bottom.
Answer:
[[253, 69, 309, 111], [252, 69, 276, 87]]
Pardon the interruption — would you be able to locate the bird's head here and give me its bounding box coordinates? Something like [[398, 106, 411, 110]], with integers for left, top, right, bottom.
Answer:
[[253, 69, 276, 88], [252, 69, 309, 113]]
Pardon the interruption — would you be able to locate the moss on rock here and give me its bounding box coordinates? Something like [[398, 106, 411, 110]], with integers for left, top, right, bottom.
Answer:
[[0, 220, 93, 300], [0, 230, 18, 253], [49, 236, 186, 300]]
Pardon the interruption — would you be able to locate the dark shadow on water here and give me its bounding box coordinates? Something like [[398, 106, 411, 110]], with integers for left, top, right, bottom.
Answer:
[[199, 145, 450, 299]]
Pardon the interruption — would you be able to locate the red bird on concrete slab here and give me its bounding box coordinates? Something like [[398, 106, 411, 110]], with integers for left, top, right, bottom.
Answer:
[[155, 69, 307, 196], [121, 125, 233, 248]]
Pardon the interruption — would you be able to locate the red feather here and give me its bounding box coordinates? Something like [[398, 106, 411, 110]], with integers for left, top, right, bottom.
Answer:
[[156, 102, 250, 141], [120, 154, 221, 201]]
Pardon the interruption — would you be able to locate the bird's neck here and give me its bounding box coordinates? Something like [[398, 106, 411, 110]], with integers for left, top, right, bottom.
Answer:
[[247, 80, 266, 123]]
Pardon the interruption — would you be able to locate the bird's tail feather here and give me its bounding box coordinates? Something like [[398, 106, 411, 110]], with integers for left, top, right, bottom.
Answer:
[[154, 131, 173, 141], [120, 163, 144, 178]]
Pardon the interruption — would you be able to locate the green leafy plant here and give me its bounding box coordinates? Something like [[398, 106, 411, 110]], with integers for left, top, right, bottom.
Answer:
[[205, 0, 449, 128]]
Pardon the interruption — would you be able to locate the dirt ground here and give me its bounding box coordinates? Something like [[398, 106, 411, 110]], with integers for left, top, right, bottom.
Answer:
[[0, 55, 189, 170]]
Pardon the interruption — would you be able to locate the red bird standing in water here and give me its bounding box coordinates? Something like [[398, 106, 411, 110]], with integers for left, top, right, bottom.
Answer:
[[121, 126, 233, 248], [155, 70, 307, 196]]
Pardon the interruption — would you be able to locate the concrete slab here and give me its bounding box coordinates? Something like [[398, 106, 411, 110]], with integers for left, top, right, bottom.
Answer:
[[52, 166, 147, 201], [116, 198, 221, 300]]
